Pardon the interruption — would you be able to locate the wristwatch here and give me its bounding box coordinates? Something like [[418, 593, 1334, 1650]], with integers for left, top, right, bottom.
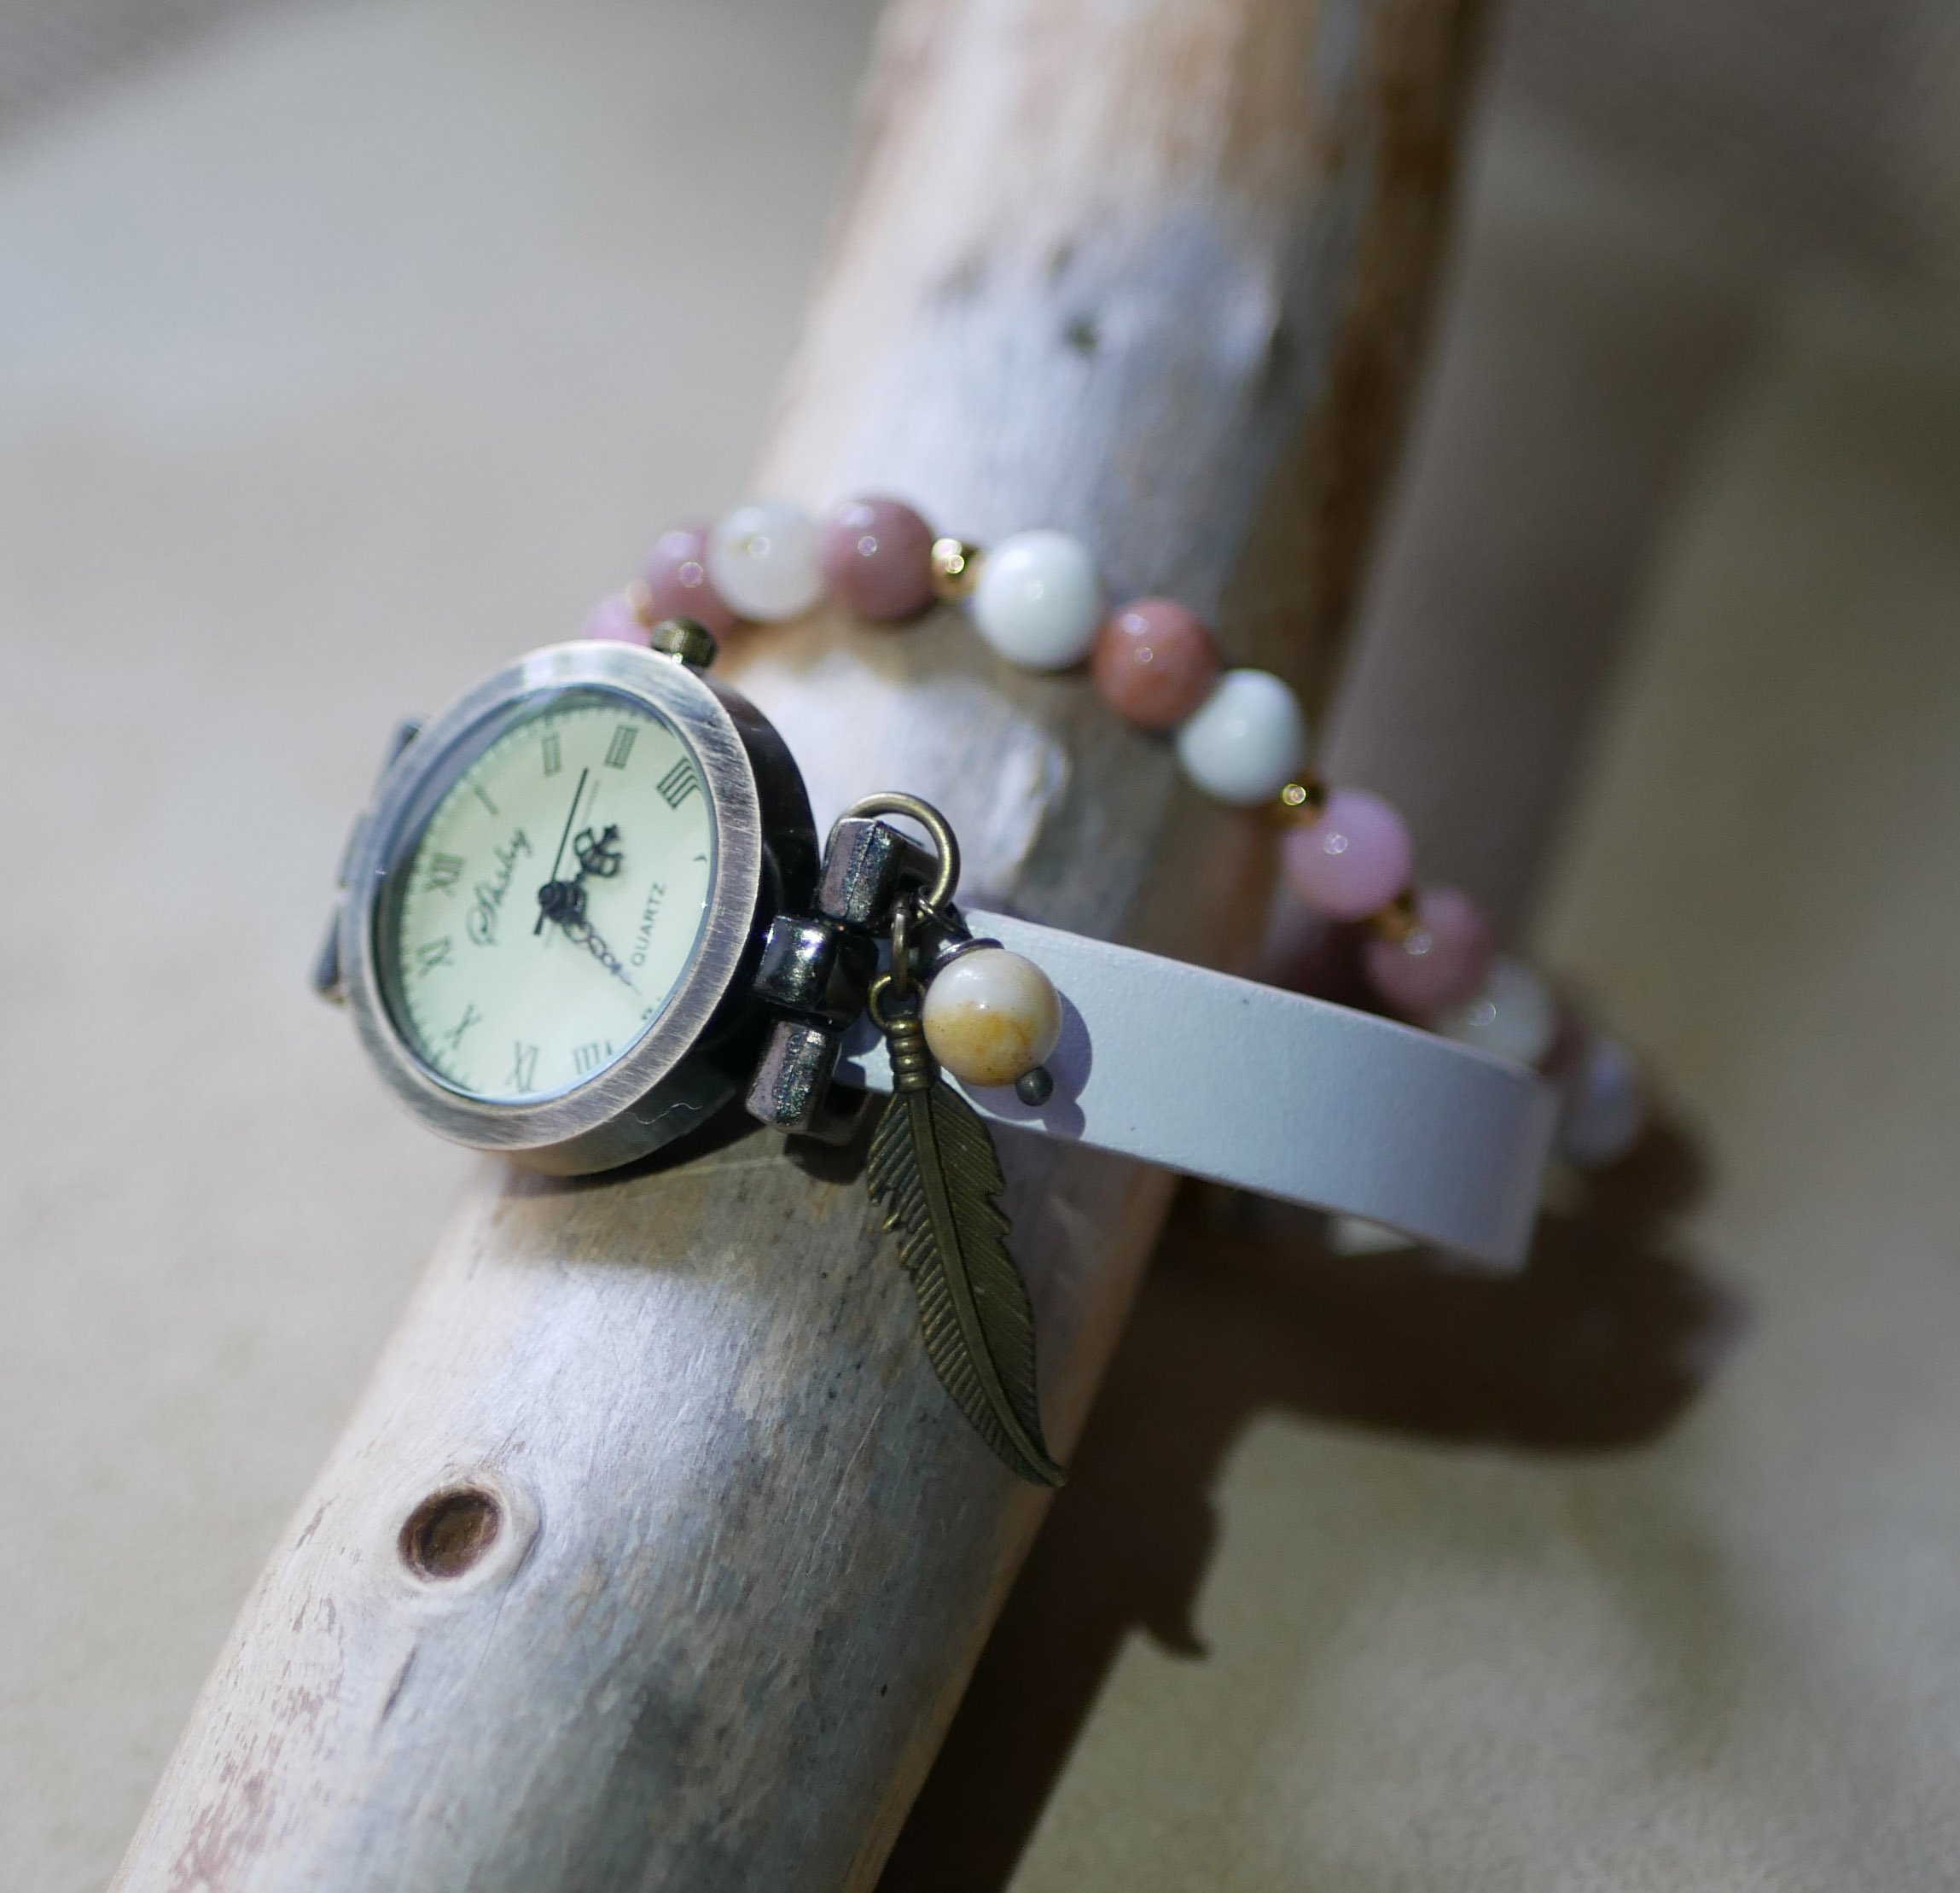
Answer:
[[315, 626, 1556, 1482]]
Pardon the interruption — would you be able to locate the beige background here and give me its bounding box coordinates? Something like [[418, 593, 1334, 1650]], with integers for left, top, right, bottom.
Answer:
[[4, 4, 1960, 1890]]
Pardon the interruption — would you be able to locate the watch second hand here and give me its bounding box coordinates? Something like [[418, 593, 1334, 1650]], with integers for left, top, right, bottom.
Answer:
[[536, 764, 590, 935], [561, 912, 640, 993]]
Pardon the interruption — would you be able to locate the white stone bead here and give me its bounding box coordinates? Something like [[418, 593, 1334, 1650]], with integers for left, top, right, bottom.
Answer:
[[968, 528, 1103, 669], [922, 947, 1062, 1088], [1559, 1034, 1645, 1168], [1173, 669, 1309, 806], [1435, 956, 1558, 1069], [707, 499, 824, 622]]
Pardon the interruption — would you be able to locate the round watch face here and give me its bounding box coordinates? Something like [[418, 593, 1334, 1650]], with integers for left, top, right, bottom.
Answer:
[[376, 686, 717, 1103]]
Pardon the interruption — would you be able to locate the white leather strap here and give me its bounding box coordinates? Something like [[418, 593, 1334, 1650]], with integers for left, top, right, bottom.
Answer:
[[837, 910, 1558, 1268]]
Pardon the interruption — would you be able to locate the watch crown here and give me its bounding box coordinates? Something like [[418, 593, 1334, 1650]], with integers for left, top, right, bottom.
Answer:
[[648, 615, 718, 670]]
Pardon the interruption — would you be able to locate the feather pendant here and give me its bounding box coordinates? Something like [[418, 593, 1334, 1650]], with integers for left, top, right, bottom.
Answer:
[[867, 1067, 1066, 1487]]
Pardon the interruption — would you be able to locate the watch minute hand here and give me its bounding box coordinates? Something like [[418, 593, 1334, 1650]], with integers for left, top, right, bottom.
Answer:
[[535, 765, 590, 934]]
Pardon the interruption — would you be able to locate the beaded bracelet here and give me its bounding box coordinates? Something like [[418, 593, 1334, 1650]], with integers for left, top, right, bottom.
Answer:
[[584, 495, 1646, 1174]]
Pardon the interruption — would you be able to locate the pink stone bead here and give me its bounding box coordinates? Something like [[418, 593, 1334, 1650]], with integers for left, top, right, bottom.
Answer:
[[583, 588, 651, 644], [817, 496, 937, 620], [1282, 788, 1413, 923], [643, 523, 736, 637], [1091, 598, 1220, 730], [1362, 885, 1494, 1020]]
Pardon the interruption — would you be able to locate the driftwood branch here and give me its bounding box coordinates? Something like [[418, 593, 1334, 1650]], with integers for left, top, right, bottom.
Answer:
[[113, 1, 1485, 1886]]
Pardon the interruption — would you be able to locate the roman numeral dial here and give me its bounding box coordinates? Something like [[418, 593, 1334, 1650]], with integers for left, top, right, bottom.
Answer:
[[656, 759, 699, 808], [383, 689, 717, 1101], [423, 853, 464, 894]]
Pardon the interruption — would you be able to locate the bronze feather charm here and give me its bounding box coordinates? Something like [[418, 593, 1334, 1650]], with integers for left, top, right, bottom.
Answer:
[[866, 1003, 1066, 1487]]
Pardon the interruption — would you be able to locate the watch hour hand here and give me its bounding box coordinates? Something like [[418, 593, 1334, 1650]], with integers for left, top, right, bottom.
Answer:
[[536, 877, 588, 928]]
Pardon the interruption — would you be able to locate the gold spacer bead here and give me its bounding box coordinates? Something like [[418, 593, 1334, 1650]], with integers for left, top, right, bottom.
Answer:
[[929, 536, 986, 602], [1274, 774, 1328, 823], [622, 577, 656, 627], [1370, 886, 1421, 945]]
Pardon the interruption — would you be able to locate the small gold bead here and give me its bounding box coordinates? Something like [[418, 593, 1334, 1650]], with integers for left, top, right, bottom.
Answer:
[[1370, 886, 1421, 944], [1274, 774, 1327, 822], [929, 536, 986, 602], [622, 577, 656, 626]]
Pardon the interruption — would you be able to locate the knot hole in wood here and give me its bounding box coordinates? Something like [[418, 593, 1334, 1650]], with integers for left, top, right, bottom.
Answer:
[[398, 1485, 503, 1581]]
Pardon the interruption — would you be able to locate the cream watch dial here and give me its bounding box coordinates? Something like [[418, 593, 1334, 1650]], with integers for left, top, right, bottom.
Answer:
[[381, 689, 716, 1102]]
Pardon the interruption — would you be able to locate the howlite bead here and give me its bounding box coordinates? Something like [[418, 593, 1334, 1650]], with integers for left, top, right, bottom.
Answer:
[[1174, 670, 1309, 806], [1436, 956, 1558, 1068], [707, 499, 825, 622], [969, 528, 1103, 669], [1560, 1034, 1645, 1168]]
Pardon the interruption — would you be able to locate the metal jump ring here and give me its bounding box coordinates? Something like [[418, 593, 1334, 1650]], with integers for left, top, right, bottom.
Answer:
[[840, 791, 961, 917], [888, 898, 912, 1001], [865, 970, 907, 1034]]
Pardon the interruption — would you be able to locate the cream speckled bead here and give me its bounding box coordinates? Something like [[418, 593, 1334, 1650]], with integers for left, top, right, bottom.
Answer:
[[922, 947, 1062, 1088], [706, 499, 825, 621], [1174, 668, 1309, 806], [1435, 956, 1558, 1069], [968, 528, 1103, 668]]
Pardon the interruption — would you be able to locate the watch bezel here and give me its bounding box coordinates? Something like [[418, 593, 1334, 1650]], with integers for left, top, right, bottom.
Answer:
[[340, 639, 796, 1174]]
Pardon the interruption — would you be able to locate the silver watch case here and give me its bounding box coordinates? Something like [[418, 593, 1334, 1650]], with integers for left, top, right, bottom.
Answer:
[[337, 640, 816, 1174]]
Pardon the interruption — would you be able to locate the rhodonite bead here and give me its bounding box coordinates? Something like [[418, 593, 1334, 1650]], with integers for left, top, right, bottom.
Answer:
[[583, 586, 652, 644], [1091, 598, 1219, 730], [969, 528, 1103, 668], [642, 525, 736, 637], [818, 496, 937, 620], [1559, 1034, 1645, 1168], [707, 499, 825, 622], [1174, 669, 1308, 806], [1436, 956, 1558, 1068], [1361, 884, 1493, 1018], [1282, 789, 1412, 921], [922, 947, 1062, 1088]]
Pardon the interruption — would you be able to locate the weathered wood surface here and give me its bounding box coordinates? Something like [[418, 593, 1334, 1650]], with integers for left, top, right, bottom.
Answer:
[[113, 1, 1484, 1886]]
